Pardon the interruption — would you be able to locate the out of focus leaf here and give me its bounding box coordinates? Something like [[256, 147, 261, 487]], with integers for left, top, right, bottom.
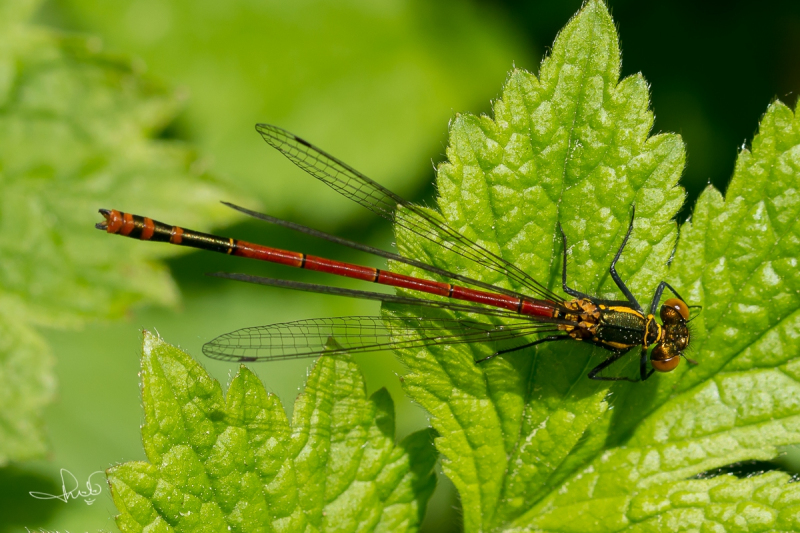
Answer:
[[0, 306, 54, 464], [54, 0, 531, 226], [107, 331, 437, 533], [0, 1, 237, 462]]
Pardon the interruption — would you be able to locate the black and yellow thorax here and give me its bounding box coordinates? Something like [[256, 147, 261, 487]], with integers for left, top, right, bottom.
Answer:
[[554, 298, 663, 353]]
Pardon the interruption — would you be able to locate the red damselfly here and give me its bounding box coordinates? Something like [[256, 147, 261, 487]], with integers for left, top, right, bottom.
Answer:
[[97, 124, 696, 382]]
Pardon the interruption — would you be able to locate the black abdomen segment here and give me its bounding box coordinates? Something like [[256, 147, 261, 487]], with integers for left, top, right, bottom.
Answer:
[[96, 209, 234, 254]]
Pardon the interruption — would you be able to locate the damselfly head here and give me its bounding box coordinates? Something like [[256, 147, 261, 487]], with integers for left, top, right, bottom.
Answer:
[[652, 297, 691, 373]]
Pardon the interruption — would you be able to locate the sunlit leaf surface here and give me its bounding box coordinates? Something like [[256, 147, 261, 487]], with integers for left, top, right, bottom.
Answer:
[[107, 332, 437, 532], [386, 2, 800, 531]]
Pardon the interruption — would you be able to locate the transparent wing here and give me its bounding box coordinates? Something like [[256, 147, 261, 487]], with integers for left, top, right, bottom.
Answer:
[[256, 124, 561, 302], [202, 316, 558, 363]]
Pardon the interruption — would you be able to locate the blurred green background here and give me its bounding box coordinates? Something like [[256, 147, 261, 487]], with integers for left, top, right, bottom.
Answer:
[[3, 0, 800, 532]]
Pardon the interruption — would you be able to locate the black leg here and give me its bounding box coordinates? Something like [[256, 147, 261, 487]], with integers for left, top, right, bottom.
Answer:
[[639, 348, 655, 381], [559, 223, 592, 300], [609, 207, 643, 312], [647, 281, 688, 316], [475, 335, 571, 363], [588, 349, 637, 382]]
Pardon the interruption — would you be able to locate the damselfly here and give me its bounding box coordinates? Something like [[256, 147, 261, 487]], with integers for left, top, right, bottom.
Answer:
[[97, 124, 696, 382]]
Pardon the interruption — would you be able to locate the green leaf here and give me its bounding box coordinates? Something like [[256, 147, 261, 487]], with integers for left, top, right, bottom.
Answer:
[[0, 18, 236, 327], [107, 332, 437, 533], [0, 306, 54, 463], [385, 1, 800, 531], [0, 2, 238, 462]]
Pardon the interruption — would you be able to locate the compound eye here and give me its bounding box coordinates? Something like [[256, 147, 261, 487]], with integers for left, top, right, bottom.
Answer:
[[663, 298, 690, 320], [651, 345, 681, 373], [651, 356, 680, 372]]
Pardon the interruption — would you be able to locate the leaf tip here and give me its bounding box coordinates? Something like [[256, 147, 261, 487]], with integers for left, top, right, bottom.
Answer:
[[141, 329, 160, 354], [576, 0, 613, 25]]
